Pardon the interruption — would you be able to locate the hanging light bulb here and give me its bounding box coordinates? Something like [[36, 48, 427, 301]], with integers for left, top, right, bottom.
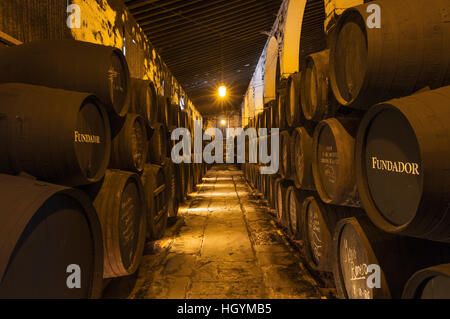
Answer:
[[218, 86, 227, 98]]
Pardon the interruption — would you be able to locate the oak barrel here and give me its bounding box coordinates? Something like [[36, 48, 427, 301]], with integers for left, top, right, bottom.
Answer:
[[332, 216, 450, 299], [355, 86, 450, 242], [300, 50, 338, 121], [277, 180, 292, 229], [329, 0, 450, 110], [312, 117, 361, 207], [287, 73, 304, 127], [110, 113, 148, 173], [148, 122, 168, 165], [403, 264, 450, 299], [280, 131, 292, 179], [89, 170, 146, 279], [0, 39, 130, 118], [0, 83, 111, 186], [129, 78, 157, 125], [285, 187, 311, 239], [141, 164, 168, 240], [277, 85, 289, 130], [291, 127, 315, 191], [0, 174, 103, 298], [300, 196, 363, 273]]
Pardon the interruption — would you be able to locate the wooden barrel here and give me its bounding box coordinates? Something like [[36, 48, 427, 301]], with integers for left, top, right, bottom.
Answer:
[[156, 95, 169, 127], [271, 99, 279, 129], [300, 49, 339, 121], [170, 103, 181, 131], [0, 174, 103, 298], [163, 158, 179, 218], [329, 0, 450, 110], [0, 39, 130, 118], [403, 264, 450, 299], [291, 127, 315, 191], [287, 73, 304, 127], [148, 122, 167, 165], [277, 84, 289, 130], [332, 216, 450, 299], [355, 86, 450, 242], [300, 196, 363, 273], [277, 180, 292, 229], [141, 164, 168, 240], [90, 170, 146, 279], [165, 97, 173, 129], [0, 83, 111, 187], [265, 101, 273, 129], [273, 178, 283, 217], [269, 176, 280, 210], [312, 117, 361, 207], [129, 78, 157, 125], [280, 131, 292, 179], [285, 187, 311, 238], [110, 113, 148, 173]]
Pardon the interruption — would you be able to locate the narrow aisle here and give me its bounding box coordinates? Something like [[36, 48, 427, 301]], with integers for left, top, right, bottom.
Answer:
[[104, 165, 324, 299]]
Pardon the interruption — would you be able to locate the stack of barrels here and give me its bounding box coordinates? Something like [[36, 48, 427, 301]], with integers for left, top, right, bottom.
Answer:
[[244, 0, 450, 299], [0, 39, 206, 298]]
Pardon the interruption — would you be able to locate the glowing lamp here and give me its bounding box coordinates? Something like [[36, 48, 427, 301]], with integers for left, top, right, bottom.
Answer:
[[218, 86, 227, 98]]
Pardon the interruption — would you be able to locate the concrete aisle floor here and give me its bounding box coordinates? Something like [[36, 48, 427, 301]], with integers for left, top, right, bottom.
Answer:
[[104, 165, 325, 299]]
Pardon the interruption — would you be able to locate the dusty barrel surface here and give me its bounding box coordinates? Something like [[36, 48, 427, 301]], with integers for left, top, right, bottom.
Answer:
[[329, 0, 450, 109], [170, 103, 181, 131], [0, 39, 130, 118], [149, 122, 168, 165], [129, 78, 157, 125], [287, 72, 304, 127], [291, 126, 315, 191], [280, 131, 292, 179], [89, 170, 146, 279], [301, 49, 338, 121], [271, 98, 280, 129], [285, 187, 312, 239], [142, 164, 168, 240], [403, 264, 450, 299], [300, 196, 363, 273], [156, 95, 169, 127], [312, 117, 361, 207], [277, 83, 289, 130], [355, 86, 450, 243], [110, 113, 148, 173], [277, 180, 293, 229], [0, 174, 103, 299], [0, 83, 111, 186], [332, 216, 450, 299]]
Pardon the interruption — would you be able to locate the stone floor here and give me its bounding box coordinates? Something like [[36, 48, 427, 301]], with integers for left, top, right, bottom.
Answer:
[[103, 165, 326, 299]]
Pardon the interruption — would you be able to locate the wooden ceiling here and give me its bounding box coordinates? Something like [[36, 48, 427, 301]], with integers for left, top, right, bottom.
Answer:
[[124, 0, 283, 116]]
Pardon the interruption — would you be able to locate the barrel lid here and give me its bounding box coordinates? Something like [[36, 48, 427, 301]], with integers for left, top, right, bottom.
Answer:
[[329, 9, 368, 108], [0, 174, 103, 298], [305, 197, 323, 266], [315, 122, 339, 200], [75, 98, 111, 184], [356, 104, 423, 230], [402, 264, 450, 299], [110, 50, 130, 117], [333, 218, 390, 299]]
